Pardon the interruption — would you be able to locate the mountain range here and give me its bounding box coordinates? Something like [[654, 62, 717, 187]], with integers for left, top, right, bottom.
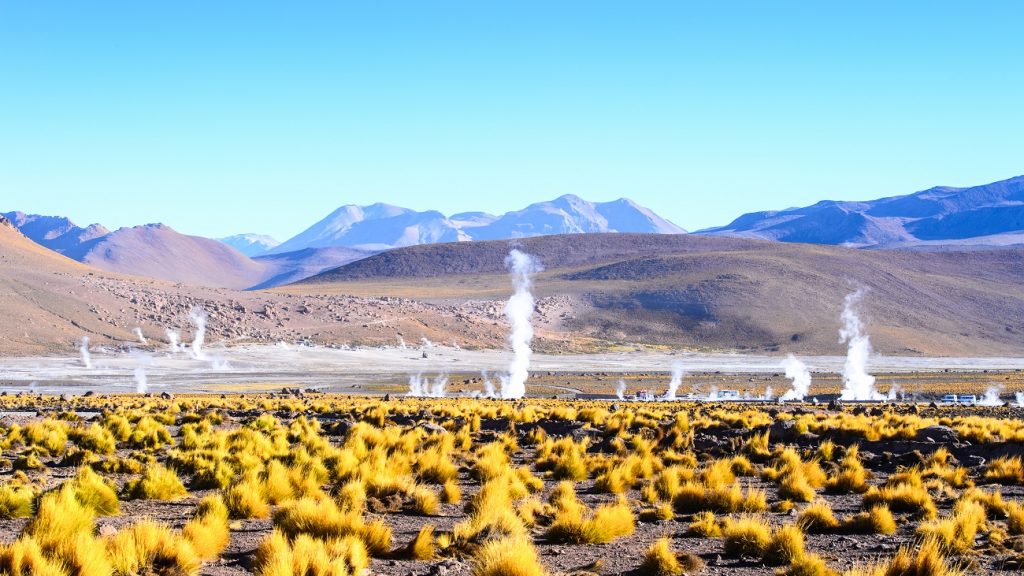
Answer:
[[4, 175, 1024, 290], [268, 195, 684, 253], [1, 195, 682, 288], [698, 175, 1024, 248]]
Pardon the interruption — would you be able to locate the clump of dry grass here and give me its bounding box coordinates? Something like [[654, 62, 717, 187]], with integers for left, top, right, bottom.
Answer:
[[226, 473, 270, 519], [406, 525, 435, 560], [984, 456, 1024, 485], [843, 537, 961, 576], [470, 536, 547, 576], [409, 486, 440, 516], [825, 445, 869, 494], [916, 499, 986, 554], [183, 495, 231, 560], [722, 515, 772, 558], [441, 480, 462, 504], [253, 530, 369, 576], [545, 490, 635, 545], [862, 475, 937, 519], [123, 464, 187, 501], [273, 497, 392, 557], [640, 536, 704, 575], [0, 482, 37, 519], [0, 537, 67, 576], [70, 466, 119, 515], [105, 518, 201, 576], [685, 511, 722, 537]]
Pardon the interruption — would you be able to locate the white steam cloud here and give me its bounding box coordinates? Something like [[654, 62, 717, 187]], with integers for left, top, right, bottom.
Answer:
[[616, 379, 626, 401], [79, 337, 92, 369], [481, 371, 496, 398], [663, 362, 685, 400], [407, 372, 448, 398], [133, 356, 153, 394], [501, 249, 541, 399], [979, 385, 1004, 406], [779, 354, 811, 401], [839, 290, 882, 401], [132, 327, 147, 345], [166, 329, 181, 353], [397, 336, 407, 350], [189, 307, 207, 360], [1016, 392, 1024, 408]]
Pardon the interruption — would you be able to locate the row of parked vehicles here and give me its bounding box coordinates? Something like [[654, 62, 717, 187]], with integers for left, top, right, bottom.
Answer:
[[940, 394, 977, 404]]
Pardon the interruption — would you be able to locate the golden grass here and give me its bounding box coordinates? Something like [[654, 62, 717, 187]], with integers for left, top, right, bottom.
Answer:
[[406, 524, 436, 560], [123, 464, 187, 501], [640, 536, 704, 575], [183, 495, 231, 560], [722, 515, 772, 558], [471, 536, 547, 576]]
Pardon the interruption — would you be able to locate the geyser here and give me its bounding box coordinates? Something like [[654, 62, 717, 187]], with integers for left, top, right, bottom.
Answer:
[[662, 362, 685, 400], [779, 355, 811, 401], [79, 337, 92, 369], [979, 385, 1004, 406], [616, 379, 626, 400], [838, 290, 882, 401], [501, 249, 541, 399], [132, 327, 147, 345], [166, 329, 181, 353], [481, 371, 496, 398], [189, 307, 207, 360], [407, 372, 448, 398]]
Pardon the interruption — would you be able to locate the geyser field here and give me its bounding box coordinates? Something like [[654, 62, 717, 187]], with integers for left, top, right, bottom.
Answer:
[[3, 249, 1024, 576]]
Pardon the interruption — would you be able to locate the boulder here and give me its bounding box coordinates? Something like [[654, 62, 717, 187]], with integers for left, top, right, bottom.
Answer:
[[916, 425, 959, 444]]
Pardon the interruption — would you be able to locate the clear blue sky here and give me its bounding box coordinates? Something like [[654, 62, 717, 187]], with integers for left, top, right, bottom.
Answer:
[[2, 1, 1022, 240]]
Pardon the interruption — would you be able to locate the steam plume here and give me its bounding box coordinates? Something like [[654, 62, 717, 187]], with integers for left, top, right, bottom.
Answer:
[[779, 355, 811, 401], [1016, 392, 1024, 408], [663, 362, 685, 400], [979, 385, 1004, 406], [616, 379, 626, 401], [397, 336, 407, 350], [189, 307, 207, 360], [79, 337, 92, 369], [481, 371, 496, 398], [165, 329, 180, 353], [501, 249, 541, 399], [132, 327, 147, 345], [838, 290, 882, 401], [407, 372, 448, 398]]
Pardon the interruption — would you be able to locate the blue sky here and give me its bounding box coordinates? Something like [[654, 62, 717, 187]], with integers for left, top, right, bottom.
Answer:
[[2, 1, 1022, 241]]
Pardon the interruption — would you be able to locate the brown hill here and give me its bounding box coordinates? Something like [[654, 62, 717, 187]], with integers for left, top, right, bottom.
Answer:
[[0, 216, 510, 355], [291, 233, 1024, 356], [74, 224, 269, 289]]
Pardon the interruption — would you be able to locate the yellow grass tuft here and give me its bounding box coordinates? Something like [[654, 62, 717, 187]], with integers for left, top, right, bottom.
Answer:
[[123, 464, 187, 501], [471, 536, 547, 576], [183, 495, 231, 560], [406, 524, 435, 560], [723, 515, 772, 558]]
